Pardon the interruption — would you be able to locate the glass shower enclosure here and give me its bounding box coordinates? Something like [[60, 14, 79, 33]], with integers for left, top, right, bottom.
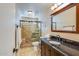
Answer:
[[20, 17, 42, 48]]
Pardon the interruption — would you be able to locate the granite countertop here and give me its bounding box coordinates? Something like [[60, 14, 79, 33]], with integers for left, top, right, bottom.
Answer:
[[41, 38, 79, 56]]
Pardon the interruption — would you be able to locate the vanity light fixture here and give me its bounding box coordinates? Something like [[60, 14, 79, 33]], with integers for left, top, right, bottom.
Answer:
[[51, 3, 63, 10], [28, 10, 32, 14]]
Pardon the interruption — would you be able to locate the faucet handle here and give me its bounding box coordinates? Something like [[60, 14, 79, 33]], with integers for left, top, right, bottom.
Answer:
[[56, 35, 60, 37]]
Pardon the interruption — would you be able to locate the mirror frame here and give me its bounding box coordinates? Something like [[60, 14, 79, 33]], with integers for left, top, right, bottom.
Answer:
[[51, 3, 79, 33]]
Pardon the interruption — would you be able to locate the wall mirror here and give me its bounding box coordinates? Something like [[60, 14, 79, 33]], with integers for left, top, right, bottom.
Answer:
[[51, 3, 79, 33]]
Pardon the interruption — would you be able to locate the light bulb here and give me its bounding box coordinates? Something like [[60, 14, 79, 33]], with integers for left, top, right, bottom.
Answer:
[[51, 6, 55, 10], [51, 4, 58, 10]]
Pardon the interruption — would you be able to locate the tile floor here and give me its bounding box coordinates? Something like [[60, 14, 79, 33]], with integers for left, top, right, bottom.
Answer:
[[16, 46, 41, 56]]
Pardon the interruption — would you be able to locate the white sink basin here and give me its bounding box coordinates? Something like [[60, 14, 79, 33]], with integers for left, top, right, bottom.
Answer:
[[49, 41, 61, 45]]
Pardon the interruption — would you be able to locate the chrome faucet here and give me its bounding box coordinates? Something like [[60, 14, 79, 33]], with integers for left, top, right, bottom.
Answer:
[[56, 35, 61, 42], [56, 35, 63, 44]]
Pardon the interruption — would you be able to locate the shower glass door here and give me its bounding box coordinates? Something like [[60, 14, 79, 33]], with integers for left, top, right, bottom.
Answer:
[[20, 17, 42, 48], [20, 20, 41, 42]]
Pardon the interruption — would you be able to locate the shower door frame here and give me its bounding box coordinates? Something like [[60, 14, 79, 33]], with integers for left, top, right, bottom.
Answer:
[[14, 20, 42, 55]]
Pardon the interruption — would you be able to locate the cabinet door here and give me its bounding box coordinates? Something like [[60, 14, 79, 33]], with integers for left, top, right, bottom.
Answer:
[[41, 41, 46, 56], [41, 40, 64, 56], [54, 49, 64, 56], [45, 44, 51, 56], [50, 47, 55, 56]]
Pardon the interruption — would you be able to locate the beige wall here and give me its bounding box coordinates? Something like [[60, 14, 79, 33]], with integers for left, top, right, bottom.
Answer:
[[42, 24, 79, 42], [50, 32, 79, 42]]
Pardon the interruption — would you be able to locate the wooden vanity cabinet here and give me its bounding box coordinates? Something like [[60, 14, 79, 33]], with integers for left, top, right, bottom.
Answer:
[[50, 47, 55, 56], [41, 41, 46, 56], [45, 43, 51, 56], [54, 49, 64, 56], [41, 40, 64, 56]]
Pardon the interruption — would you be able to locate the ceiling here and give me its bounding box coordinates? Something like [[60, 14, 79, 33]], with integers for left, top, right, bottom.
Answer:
[[16, 3, 55, 16], [16, 3, 54, 11], [15, 3, 55, 23]]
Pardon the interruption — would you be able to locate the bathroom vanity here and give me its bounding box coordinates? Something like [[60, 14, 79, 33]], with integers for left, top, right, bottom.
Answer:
[[41, 39, 65, 56], [41, 36, 79, 56]]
